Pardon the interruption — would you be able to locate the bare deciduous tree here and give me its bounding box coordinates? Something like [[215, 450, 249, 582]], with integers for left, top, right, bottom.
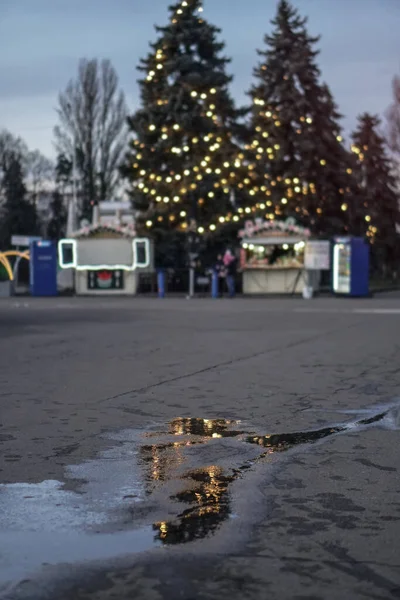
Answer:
[[386, 75, 400, 155], [26, 150, 54, 203], [386, 75, 400, 201], [54, 58, 128, 220]]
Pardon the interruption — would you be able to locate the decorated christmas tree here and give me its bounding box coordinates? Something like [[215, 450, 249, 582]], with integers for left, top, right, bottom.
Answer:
[[246, 0, 359, 236], [122, 0, 247, 265], [351, 113, 400, 270]]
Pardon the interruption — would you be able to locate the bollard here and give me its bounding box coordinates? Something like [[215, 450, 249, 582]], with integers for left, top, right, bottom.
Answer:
[[157, 270, 165, 298], [211, 270, 219, 298]]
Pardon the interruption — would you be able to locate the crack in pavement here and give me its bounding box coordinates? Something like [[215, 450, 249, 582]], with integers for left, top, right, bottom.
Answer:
[[99, 320, 365, 404]]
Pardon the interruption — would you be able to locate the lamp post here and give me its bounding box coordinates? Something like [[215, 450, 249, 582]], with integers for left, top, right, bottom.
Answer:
[[187, 218, 198, 299]]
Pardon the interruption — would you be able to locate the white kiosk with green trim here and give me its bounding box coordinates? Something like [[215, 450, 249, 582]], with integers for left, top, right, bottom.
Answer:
[[58, 224, 153, 296]]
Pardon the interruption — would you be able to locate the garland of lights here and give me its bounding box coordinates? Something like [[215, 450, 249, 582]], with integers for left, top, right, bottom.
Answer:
[[351, 143, 375, 240], [128, 0, 353, 238]]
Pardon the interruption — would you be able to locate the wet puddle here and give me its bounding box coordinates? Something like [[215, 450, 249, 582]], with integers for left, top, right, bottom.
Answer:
[[1, 402, 399, 593]]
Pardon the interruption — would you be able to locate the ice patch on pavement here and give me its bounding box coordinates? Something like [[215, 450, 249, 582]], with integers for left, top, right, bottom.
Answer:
[[0, 443, 151, 594]]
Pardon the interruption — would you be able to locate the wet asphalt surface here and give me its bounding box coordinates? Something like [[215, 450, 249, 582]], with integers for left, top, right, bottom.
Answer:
[[1, 295, 400, 599]]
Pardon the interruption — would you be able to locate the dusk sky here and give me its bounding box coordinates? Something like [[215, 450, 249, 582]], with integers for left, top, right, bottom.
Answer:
[[0, 0, 399, 159]]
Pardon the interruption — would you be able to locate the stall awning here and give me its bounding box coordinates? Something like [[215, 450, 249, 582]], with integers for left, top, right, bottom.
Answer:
[[241, 236, 305, 246]]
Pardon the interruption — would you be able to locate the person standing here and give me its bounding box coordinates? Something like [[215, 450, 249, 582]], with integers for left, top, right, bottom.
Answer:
[[214, 254, 225, 296], [223, 249, 237, 298]]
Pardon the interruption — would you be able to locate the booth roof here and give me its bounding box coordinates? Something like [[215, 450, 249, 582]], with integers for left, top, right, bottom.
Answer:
[[241, 236, 305, 246], [72, 224, 137, 239]]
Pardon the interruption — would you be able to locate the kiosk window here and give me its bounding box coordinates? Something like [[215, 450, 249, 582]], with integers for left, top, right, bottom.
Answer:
[[59, 241, 76, 267], [136, 241, 147, 265], [133, 239, 150, 268]]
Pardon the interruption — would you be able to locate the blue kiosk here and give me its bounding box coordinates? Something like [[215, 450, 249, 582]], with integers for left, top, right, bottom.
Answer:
[[332, 237, 369, 297], [29, 240, 58, 297]]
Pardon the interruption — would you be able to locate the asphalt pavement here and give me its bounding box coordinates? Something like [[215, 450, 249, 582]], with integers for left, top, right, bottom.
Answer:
[[0, 295, 400, 600]]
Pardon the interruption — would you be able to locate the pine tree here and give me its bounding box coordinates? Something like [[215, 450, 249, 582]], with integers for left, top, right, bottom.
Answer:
[[122, 0, 246, 265], [351, 113, 400, 271], [0, 153, 38, 249], [246, 0, 359, 236], [47, 190, 67, 241]]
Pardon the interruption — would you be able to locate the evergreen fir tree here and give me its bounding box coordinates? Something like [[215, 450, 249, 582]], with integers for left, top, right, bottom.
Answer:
[[47, 190, 67, 241], [351, 113, 400, 270], [0, 153, 38, 249], [122, 0, 246, 265], [246, 0, 359, 236]]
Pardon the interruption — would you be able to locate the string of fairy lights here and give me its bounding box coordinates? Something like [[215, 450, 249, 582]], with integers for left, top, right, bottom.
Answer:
[[351, 143, 376, 241], [129, 0, 360, 237]]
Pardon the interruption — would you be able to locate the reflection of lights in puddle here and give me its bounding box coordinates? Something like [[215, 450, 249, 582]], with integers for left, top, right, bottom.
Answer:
[[1, 407, 399, 588], [152, 465, 233, 545], [168, 417, 245, 438], [140, 409, 399, 545]]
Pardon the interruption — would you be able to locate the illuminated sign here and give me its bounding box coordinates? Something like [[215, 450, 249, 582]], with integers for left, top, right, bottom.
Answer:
[[58, 238, 150, 271]]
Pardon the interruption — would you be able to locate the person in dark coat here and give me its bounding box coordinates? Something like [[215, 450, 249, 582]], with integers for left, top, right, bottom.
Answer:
[[214, 254, 225, 296], [223, 249, 237, 298]]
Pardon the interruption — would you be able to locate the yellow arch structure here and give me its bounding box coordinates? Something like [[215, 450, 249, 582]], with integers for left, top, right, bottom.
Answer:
[[0, 251, 30, 282]]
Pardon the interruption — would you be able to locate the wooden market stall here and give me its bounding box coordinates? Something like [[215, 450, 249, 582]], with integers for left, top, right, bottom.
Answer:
[[58, 203, 154, 296], [239, 218, 311, 295]]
